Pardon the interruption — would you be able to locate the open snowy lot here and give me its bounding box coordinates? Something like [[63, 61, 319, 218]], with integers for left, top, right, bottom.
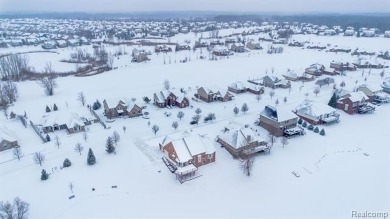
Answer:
[[1, 32, 390, 219]]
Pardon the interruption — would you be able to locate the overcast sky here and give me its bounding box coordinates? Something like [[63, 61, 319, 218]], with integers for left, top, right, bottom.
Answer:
[[0, 0, 389, 13]]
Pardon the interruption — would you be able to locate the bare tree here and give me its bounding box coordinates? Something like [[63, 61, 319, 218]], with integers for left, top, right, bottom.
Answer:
[[0, 197, 29, 219], [83, 131, 88, 142], [13, 147, 23, 160], [107, 55, 114, 69], [54, 135, 61, 149], [283, 96, 287, 104], [0, 80, 18, 105], [172, 121, 178, 130], [163, 79, 170, 90], [112, 131, 120, 145], [256, 94, 261, 102], [195, 107, 202, 115], [152, 125, 160, 135], [281, 137, 289, 148], [267, 132, 277, 147], [177, 111, 184, 120], [77, 92, 86, 106], [313, 87, 320, 96], [0, 54, 30, 81], [69, 182, 75, 194], [33, 152, 45, 166], [269, 90, 275, 99], [38, 76, 57, 96], [74, 143, 84, 155], [43, 62, 53, 74], [239, 156, 255, 177], [233, 106, 239, 115]]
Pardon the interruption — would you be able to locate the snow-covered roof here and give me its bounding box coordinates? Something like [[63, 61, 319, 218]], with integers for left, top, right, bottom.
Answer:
[[219, 127, 266, 150], [165, 132, 216, 163], [382, 78, 390, 89], [261, 105, 297, 122], [228, 81, 247, 90], [40, 111, 85, 128], [0, 126, 17, 143], [340, 91, 368, 102], [295, 100, 336, 118]]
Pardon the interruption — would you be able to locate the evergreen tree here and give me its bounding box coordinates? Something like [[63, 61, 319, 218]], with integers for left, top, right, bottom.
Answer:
[[302, 121, 308, 128], [314, 127, 319, 133], [106, 136, 116, 154], [46, 134, 51, 142], [298, 118, 303, 125], [63, 158, 72, 168], [320, 128, 326, 136], [328, 93, 338, 108], [53, 103, 58, 111], [92, 100, 101, 110], [41, 169, 49, 180], [87, 148, 96, 165], [45, 105, 51, 113], [233, 106, 239, 115], [308, 124, 314, 131], [241, 103, 249, 113]]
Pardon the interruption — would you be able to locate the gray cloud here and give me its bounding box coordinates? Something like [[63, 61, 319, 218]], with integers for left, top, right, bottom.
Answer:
[[0, 0, 389, 13]]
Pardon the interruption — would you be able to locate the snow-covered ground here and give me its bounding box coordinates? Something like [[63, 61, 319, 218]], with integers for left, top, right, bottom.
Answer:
[[0, 30, 390, 219]]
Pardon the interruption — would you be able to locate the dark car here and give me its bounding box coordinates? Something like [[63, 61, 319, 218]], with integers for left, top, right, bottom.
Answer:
[[190, 120, 198, 125]]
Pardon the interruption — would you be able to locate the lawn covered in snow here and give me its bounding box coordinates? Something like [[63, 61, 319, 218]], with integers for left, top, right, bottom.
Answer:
[[0, 31, 390, 219]]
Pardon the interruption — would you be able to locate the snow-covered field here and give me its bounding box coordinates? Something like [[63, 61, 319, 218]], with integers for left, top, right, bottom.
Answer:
[[1, 31, 390, 219]]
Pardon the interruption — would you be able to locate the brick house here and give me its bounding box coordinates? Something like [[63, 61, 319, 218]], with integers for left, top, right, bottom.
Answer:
[[294, 100, 340, 125], [382, 78, 390, 94], [305, 63, 325, 76], [262, 76, 291, 89], [195, 87, 233, 103], [217, 127, 269, 158], [336, 91, 375, 115], [0, 126, 19, 152], [153, 91, 189, 108], [228, 81, 247, 94], [259, 105, 298, 137], [356, 84, 384, 102], [103, 99, 142, 119], [159, 132, 216, 180]]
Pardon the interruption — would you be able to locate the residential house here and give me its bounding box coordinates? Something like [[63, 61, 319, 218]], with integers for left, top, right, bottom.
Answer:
[[246, 41, 262, 50], [336, 91, 375, 115], [132, 48, 150, 63], [0, 126, 19, 152], [305, 63, 325, 76], [153, 91, 189, 108], [294, 100, 340, 125], [262, 75, 291, 89], [159, 132, 216, 180], [217, 126, 268, 158], [195, 87, 233, 103], [39, 111, 90, 134], [155, 45, 172, 53], [103, 99, 142, 119], [330, 61, 356, 71], [382, 78, 390, 94], [247, 84, 265, 95], [228, 81, 247, 94], [259, 105, 299, 137], [352, 59, 386, 69], [357, 84, 384, 102], [42, 41, 57, 49], [230, 43, 246, 53], [212, 45, 231, 56], [282, 70, 314, 82]]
